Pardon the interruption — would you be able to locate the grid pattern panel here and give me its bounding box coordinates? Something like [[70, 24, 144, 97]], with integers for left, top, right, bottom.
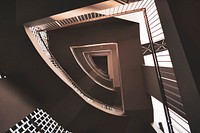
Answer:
[[8, 108, 71, 133]]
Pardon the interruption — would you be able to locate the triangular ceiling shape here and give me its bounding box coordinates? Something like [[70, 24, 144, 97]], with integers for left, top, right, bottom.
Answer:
[[70, 42, 121, 91]]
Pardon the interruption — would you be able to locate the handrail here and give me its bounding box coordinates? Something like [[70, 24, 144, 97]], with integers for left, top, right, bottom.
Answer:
[[25, 26, 124, 116], [24, 2, 186, 131], [143, 8, 174, 133], [24, 0, 162, 117]]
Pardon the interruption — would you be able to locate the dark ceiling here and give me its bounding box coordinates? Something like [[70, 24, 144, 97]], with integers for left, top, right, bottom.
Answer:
[[0, 0, 152, 132]]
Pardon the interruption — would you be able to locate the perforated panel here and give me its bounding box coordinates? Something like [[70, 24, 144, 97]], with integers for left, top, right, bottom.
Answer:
[[8, 108, 71, 133]]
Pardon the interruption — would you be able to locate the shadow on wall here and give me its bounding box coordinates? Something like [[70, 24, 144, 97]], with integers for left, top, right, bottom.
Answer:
[[0, 79, 36, 133]]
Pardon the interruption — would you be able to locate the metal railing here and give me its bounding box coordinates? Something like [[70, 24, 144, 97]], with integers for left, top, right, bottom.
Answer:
[[25, 1, 191, 132], [28, 26, 124, 116]]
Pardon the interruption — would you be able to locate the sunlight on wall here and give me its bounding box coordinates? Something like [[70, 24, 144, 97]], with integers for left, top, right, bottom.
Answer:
[[151, 96, 169, 133], [144, 50, 173, 68]]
